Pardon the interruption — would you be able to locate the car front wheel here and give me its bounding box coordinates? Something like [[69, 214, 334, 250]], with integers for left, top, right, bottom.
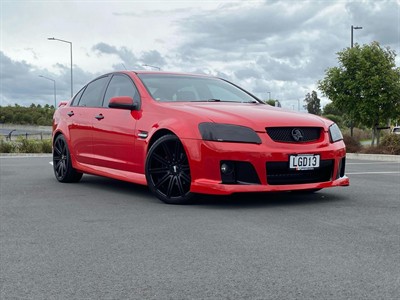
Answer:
[[145, 134, 193, 204]]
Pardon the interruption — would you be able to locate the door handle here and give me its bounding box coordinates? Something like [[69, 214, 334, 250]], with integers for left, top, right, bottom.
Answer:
[[95, 114, 104, 120], [67, 111, 74, 117]]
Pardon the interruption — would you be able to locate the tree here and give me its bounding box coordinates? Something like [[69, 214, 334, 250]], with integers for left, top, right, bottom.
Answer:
[[0, 104, 54, 126], [319, 41, 400, 144], [265, 99, 275, 106], [265, 99, 281, 107], [303, 91, 321, 115], [323, 102, 342, 116]]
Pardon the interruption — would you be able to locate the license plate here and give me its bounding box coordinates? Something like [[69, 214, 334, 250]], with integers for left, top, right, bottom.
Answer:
[[289, 154, 320, 170]]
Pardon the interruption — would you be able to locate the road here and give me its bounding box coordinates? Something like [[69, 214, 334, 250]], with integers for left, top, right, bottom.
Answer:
[[1, 156, 399, 299]]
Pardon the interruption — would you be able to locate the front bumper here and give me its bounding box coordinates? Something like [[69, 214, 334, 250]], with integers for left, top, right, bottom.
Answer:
[[182, 133, 349, 195]]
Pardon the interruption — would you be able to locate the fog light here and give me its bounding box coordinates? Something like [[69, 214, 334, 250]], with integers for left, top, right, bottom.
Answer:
[[220, 161, 236, 184], [221, 162, 233, 174]]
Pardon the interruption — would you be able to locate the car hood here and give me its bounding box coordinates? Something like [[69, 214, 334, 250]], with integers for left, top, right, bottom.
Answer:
[[164, 102, 331, 131]]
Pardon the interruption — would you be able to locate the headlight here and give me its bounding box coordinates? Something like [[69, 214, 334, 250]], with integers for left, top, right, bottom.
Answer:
[[199, 122, 261, 144], [329, 123, 343, 143]]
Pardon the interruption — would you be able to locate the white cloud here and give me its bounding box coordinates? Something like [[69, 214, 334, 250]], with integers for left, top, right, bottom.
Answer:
[[1, 0, 399, 107]]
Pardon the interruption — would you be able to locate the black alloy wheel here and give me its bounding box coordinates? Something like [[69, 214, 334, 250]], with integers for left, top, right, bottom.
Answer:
[[53, 134, 83, 183], [145, 134, 193, 204]]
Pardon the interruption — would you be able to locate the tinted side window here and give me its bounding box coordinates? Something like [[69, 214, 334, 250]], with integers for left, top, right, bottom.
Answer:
[[103, 74, 140, 107], [78, 76, 109, 107], [70, 87, 85, 106]]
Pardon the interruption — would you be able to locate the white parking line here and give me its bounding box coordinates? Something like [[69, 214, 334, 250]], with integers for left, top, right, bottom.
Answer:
[[347, 171, 400, 175], [49, 161, 53, 166], [347, 162, 399, 165]]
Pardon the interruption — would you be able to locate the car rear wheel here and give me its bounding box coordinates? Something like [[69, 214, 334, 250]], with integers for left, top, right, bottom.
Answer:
[[145, 134, 193, 204], [53, 134, 83, 183]]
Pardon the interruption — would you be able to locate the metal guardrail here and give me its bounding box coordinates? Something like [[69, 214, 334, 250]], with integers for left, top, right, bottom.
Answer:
[[1, 129, 52, 141]]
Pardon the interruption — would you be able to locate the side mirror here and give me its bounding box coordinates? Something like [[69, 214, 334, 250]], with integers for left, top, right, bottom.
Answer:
[[108, 96, 137, 110]]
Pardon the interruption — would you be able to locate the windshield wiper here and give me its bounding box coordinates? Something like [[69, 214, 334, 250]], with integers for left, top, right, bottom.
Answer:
[[193, 99, 258, 103], [207, 99, 261, 103], [191, 99, 223, 102]]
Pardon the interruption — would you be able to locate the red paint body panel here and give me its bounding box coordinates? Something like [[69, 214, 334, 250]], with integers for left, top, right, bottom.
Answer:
[[53, 71, 349, 197]]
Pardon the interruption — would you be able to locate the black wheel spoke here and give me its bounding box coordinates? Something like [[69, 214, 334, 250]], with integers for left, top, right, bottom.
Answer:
[[161, 142, 173, 161], [61, 163, 65, 177], [57, 160, 64, 177], [176, 176, 185, 195], [155, 173, 172, 189], [54, 141, 62, 156], [180, 172, 191, 184], [149, 166, 169, 175], [181, 164, 190, 171], [61, 143, 67, 156], [166, 176, 176, 197], [152, 153, 169, 166]]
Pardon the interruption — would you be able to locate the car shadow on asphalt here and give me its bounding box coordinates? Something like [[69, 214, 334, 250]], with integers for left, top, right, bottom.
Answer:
[[79, 175, 156, 200], [78, 175, 347, 208], [193, 190, 347, 208]]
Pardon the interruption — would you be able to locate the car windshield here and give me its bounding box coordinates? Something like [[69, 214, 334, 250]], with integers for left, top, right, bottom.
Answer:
[[137, 74, 260, 103]]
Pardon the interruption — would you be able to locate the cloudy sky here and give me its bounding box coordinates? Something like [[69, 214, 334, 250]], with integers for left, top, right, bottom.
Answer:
[[1, 0, 399, 109]]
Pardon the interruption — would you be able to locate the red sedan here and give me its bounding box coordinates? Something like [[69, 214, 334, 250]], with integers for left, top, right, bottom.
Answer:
[[52, 71, 349, 204]]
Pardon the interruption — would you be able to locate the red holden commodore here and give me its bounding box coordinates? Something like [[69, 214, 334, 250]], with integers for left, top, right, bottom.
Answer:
[[52, 71, 349, 204]]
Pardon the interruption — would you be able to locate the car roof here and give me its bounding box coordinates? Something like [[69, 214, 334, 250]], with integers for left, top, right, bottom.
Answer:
[[131, 70, 218, 78]]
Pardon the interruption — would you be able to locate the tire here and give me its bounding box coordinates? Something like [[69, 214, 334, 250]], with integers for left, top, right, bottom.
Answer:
[[145, 135, 193, 204], [53, 134, 83, 183]]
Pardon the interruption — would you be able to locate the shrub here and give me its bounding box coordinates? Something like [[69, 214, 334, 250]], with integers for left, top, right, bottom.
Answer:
[[0, 140, 17, 153], [342, 128, 372, 141], [379, 134, 400, 155], [40, 139, 52, 153], [0, 138, 52, 154], [18, 138, 42, 153], [343, 134, 361, 153], [361, 146, 387, 154]]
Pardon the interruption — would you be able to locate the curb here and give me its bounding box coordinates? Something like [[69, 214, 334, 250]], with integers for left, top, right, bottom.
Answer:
[[347, 153, 400, 162]]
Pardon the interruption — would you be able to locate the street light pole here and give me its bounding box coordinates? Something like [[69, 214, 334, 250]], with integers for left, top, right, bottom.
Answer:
[[39, 75, 57, 107], [349, 25, 362, 138], [351, 25, 362, 48], [48, 37, 73, 97], [267, 92, 271, 100]]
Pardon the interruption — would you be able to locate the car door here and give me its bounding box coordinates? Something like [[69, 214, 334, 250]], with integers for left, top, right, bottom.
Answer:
[[67, 75, 110, 165], [91, 74, 140, 172]]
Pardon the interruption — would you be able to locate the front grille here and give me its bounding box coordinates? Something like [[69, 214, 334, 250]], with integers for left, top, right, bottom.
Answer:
[[266, 127, 322, 143], [266, 160, 334, 185]]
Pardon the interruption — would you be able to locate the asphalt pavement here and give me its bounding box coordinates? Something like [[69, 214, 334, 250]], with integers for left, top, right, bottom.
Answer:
[[0, 156, 399, 299]]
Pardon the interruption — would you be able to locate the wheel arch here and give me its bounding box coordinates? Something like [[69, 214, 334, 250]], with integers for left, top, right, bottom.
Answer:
[[147, 128, 177, 152], [52, 130, 64, 144]]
